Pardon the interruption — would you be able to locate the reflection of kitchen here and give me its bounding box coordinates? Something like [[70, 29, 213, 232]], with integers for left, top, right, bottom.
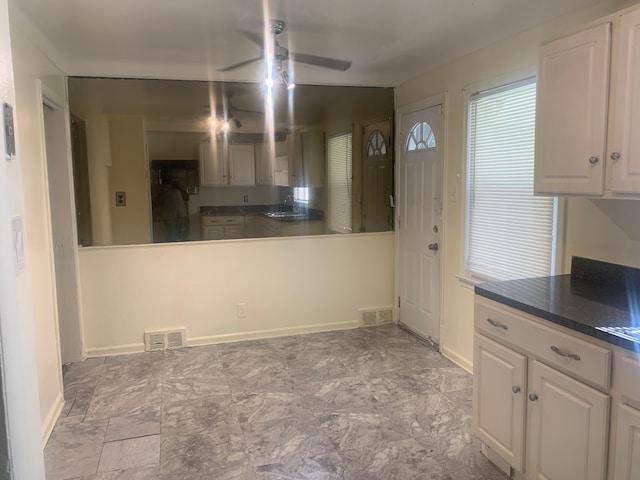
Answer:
[[148, 130, 327, 242]]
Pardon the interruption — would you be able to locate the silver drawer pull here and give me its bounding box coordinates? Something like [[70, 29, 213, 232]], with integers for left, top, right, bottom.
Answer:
[[487, 318, 508, 330], [550, 345, 581, 361]]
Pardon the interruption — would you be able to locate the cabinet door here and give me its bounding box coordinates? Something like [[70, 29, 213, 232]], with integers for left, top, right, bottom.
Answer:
[[223, 225, 244, 239], [301, 131, 325, 187], [203, 225, 224, 240], [288, 134, 303, 186], [199, 143, 227, 186], [609, 9, 640, 193], [255, 143, 274, 185], [528, 360, 609, 480], [535, 23, 611, 195], [229, 144, 256, 186], [614, 404, 640, 480], [473, 333, 527, 471]]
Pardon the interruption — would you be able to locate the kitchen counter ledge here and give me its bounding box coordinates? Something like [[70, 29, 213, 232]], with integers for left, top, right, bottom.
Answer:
[[475, 257, 640, 352]]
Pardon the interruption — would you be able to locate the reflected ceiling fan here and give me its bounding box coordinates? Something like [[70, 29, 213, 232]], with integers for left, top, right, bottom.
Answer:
[[218, 20, 352, 74], [202, 91, 264, 130]]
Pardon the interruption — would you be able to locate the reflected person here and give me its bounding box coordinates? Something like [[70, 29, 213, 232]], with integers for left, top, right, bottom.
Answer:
[[155, 176, 190, 242]]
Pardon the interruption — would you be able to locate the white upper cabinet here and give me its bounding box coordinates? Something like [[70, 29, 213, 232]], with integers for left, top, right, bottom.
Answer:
[[535, 23, 611, 195], [608, 8, 640, 193], [199, 142, 255, 186], [199, 142, 228, 186], [228, 144, 255, 186], [536, 4, 640, 197]]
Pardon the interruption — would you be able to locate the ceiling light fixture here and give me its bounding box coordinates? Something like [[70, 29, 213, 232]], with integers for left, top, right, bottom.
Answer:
[[281, 70, 295, 90]]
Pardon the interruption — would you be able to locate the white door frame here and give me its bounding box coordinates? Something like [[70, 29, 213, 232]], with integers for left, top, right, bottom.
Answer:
[[394, 92, 447, 342], [36, 79, 85, 366]]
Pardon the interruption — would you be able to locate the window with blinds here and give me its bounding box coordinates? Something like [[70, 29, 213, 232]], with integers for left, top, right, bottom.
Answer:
[[327, 132, 353, 234], [465, 78, 558, 281]]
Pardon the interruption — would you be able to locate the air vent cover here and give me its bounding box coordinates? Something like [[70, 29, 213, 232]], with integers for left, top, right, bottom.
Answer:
[[358, 307, 394, 326], [144, 328, 186, 351]]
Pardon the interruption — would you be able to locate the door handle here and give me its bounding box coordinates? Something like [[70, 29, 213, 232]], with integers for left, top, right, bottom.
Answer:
[[428, 243, 439, 252]]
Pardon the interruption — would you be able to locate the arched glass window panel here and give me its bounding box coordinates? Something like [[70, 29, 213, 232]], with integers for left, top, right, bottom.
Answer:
[[406, 121, 437, 151], [367, 130, 387, 156]]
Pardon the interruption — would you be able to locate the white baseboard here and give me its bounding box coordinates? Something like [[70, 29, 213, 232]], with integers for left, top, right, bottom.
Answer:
[[85, 342, 146, 357], [188, 321, 361, 347], [84, 321, 361, 356], [41, 392, 64, 447], [441, 344, 472, 373]]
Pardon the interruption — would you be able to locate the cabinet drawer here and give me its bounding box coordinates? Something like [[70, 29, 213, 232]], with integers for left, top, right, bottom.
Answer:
[[202, 216, 244, 226], [475, 299, 611, 390]]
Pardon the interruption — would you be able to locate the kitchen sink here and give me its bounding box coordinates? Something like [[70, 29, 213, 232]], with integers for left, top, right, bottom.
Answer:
[[265, 211, 308, 220]]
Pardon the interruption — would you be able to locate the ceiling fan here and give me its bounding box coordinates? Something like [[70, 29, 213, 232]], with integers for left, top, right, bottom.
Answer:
[[203, 91, 264, 129], [218, 20, 352, 73]]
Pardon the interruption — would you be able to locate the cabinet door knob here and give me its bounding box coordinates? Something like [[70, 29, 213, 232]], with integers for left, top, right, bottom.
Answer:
[[512, 386, 521, 394], [528, 393, 538, 402], [610, 152, 621, 161], [588, 156, 599, 165]]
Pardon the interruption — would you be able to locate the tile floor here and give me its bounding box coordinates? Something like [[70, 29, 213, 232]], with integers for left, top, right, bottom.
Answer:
[[45, 325, 508, 479]]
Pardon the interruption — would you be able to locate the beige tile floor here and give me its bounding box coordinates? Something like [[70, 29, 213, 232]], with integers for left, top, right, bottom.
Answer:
[[45, 325, 508, 479]]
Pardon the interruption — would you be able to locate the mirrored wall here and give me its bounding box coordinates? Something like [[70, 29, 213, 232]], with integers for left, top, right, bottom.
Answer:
[[68, 77, 394, 246]]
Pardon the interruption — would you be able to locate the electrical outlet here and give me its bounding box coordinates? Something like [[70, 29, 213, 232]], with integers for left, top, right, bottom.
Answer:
[[237, 303, 247, 318], [243, 195, 249, 203]]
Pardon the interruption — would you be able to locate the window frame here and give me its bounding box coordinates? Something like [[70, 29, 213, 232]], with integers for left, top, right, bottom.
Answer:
[[459, 72, 565, 285]]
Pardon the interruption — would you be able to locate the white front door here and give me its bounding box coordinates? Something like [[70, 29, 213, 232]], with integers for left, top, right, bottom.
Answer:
[[398, 103, 443, 344]]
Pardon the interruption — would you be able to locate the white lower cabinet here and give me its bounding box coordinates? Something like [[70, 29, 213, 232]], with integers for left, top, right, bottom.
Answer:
[[474, 297, 611, 480], [613, 404, 640, 480], [528, 360, 609, 480], [613, 355, 640, 480], [201, 216, 245, 240], [474, 333, 526, 470]]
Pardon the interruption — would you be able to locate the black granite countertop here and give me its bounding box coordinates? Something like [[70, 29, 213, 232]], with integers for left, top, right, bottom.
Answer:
[[199, 205, 324, 223], [475, 257, 640, 352]]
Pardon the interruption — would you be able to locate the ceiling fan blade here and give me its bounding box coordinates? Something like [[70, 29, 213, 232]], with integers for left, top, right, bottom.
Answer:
[[234, 108, 265, 115], [218, 56, 263, 72], [242, 30, 264, 47], [289, 52, 352, 71]]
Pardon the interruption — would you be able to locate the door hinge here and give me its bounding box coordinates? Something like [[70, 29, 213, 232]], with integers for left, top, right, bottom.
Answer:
[[398, 296, 401, 308]]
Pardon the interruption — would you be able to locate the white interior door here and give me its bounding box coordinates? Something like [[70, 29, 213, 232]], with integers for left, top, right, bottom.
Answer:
[[398, 103, 443, 343], [43, 92, 84, 364]]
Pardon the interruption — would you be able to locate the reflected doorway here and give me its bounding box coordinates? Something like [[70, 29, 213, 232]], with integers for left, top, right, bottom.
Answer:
[[361, 118, 393, 232]]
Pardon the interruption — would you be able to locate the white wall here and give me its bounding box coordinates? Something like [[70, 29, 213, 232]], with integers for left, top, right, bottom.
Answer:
[[0, 0, 47, 476], [396, 0, 640, 370], [78, 232, 394, 355], [9, 21, 65, 443]]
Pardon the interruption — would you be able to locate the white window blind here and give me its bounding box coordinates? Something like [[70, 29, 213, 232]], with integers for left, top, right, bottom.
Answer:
[[328, 132, 353, 234], [466, 78, 557, 281]]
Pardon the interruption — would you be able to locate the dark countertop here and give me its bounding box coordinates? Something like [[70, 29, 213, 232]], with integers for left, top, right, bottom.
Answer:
[[475, 257, 640, 352], [199, 205, 324, 223]]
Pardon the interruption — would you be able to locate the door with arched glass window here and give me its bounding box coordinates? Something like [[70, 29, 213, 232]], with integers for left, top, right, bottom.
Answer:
[[361, 119, 393, 232], [398, 103, 443, 344]]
